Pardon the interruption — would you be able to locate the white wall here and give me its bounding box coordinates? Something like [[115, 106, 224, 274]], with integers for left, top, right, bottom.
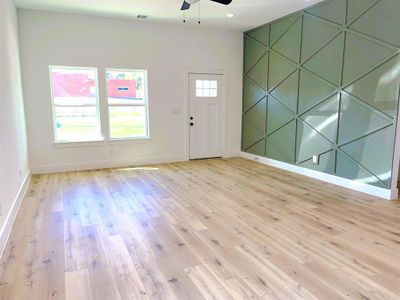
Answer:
[[17, 10, 243, 173], [0, 0, 30, 252]]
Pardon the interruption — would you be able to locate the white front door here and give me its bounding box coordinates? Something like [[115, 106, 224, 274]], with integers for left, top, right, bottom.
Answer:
[[189, 73, 224, 160]]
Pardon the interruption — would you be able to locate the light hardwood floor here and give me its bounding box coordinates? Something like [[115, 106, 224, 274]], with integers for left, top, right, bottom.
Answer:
[[0, 158, 400, 299]]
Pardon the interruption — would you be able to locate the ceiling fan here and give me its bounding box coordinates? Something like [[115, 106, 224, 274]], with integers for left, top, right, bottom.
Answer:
[[180, 0, 232, 11]]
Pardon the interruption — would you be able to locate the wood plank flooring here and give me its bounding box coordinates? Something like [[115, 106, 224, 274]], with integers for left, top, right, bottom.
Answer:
[[0, 158, 400, 299]]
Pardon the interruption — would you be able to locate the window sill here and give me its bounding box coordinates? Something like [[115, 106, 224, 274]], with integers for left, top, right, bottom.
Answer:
[[107, 137, 152, 145], [53, 139, 105, 148]]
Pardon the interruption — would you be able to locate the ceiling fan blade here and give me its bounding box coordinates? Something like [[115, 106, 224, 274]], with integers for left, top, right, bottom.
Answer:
[[209, 0, 232, 5], [181, 1, 191, 10]]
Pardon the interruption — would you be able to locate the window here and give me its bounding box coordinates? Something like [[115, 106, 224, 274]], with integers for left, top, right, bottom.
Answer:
[[196, 80, 218, 97], [106, 69, 149, 139], [49, 66, 101, 142]]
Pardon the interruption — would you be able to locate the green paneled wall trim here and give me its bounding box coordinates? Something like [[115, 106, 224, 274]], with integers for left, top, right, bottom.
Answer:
[[242, 0, 400, 189]]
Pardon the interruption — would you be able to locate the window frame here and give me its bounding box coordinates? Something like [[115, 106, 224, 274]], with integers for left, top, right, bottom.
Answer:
[[49, 65, 103, 144], [105, 68, 150, 140]]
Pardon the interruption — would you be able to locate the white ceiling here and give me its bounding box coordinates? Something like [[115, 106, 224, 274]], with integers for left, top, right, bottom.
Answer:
[[15, 0, 323, 31]]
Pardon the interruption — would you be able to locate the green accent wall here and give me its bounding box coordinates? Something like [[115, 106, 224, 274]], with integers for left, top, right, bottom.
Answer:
[[242, 0, 400, 189]]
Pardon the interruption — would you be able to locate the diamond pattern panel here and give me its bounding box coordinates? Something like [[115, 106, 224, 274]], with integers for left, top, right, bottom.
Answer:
[[243, 0, 400, 190]]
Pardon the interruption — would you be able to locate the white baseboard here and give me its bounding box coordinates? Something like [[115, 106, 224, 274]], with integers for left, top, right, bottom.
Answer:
[[0, 170, 31, 258], [223, 150, 241, 158], [241, 151, 398, 201], [31, 154, 188, 174]]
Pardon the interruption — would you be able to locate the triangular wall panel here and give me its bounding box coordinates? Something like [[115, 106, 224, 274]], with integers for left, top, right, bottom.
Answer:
[[338, 93, 392, 145], [270, 70, 299, 113], [267, 96, 295, 135], [247, 138, 266, 156], [347, 0, 377, 24], [342, 32, 395, 85], [247, 25, 269, 46], [245, 97, 267, 134], [270, 14, 300, 46], [272, 18, 302, 63], [268, 120, 296, 162], [243, 78, 266, 113], [301, 15, 341, 63], [244, 36, 267, 74], [298, 70, 336, 114], [344, 55, 400, 118], [306, 0, 346, 25], [303, 34, 344, 86], [247, 52, 268, 90], [268, 52, 297, 90]]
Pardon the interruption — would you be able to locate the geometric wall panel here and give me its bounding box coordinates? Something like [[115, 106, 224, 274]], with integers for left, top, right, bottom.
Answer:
[[347, 0, 377, 24], [242, 117, 264, 150], [298, 70, 336, 114], [338, 93, 392, 144], [349, 0, 400, 47], [245, 97, 267, 134], [336, 151, 387, 188], [303, 34, 344, 85], [270, 70, 299, 113], [247, 138, 266, 157], [344, 55, 400, 118], [267, 96, 295, 135], [342, 32, 395, 85], [266, 140, 292, 164], [243, 78, 265, 112], [270, 14, 300, 46], [300, 94, 339, 143], [272, 18, 301, 63], [296, 120, 334, 163], [299, 150, 335, 174], [268, 120, 296, 162], [244, 36, 267, 74], [301, 15, 341, 63], [243, 0, 400, 189], [247, 52, 268, 90], [306, 0, 346, 25], [268, 52, 297, 90], [247, 25, 269, 46], [340, 125, 395, 187]]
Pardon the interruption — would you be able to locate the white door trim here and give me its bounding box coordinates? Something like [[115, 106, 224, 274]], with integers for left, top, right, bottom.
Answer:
[[184, 69, 228, 161]]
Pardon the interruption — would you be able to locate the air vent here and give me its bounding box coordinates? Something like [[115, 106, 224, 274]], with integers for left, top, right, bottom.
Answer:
[[137, 15, 149, 19]]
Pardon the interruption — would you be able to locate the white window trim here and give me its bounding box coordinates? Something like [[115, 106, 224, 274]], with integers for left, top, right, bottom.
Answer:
[[49, 65, 103, 144], [105, 68, 150, 141]]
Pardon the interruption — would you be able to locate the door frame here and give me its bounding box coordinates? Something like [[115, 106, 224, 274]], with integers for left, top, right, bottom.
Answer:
[[184, 69, 228, 161]]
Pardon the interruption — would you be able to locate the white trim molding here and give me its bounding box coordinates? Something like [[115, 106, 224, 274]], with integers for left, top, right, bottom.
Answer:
[[241, 151, 398, 201], [0, 170, 32, 258]]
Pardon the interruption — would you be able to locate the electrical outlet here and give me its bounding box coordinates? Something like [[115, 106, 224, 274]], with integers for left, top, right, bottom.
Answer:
[[312, 155, 320, 165]]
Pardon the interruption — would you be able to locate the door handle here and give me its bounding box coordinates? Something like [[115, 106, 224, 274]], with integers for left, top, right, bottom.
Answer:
[[190, 122, 194, 126]]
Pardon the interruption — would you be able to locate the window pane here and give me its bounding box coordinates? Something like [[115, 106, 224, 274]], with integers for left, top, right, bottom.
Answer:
[[55, 107, 100, 141], [106, 70, 145, 105], [210, 89, 217, 97], [210, 80, 217, 89], [196, 80, 203, 88], [109, 106, 146, 138], [196, 88, 203, 97], [203, 89, 210, 97], [50, 68, 97, 106]]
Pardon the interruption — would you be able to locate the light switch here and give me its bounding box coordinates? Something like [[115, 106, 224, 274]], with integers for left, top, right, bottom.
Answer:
[[312, 155, 320, 165]]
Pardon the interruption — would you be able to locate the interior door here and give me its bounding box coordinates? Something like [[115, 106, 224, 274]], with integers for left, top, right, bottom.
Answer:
[[189, 73, 223, 160]]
